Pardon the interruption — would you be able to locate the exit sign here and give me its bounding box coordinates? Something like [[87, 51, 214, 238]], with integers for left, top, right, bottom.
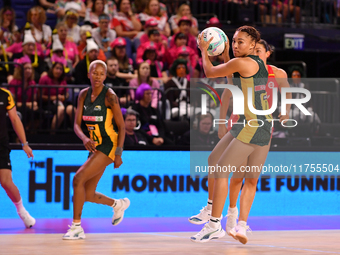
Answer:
[[284, 34, 305, 50]]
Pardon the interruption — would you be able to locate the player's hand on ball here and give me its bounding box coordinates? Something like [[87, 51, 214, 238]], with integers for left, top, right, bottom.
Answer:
[[114, 155, 123, 169], [197, 33, 213, 52], [221, 41, 230, 61]]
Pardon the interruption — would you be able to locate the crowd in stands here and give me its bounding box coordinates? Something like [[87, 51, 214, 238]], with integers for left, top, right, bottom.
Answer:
[[0, 0, 338, 147]]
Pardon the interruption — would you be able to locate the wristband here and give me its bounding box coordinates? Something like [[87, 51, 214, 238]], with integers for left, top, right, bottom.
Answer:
[[22, 142, 29, 147], [115, 147, 123, 156]]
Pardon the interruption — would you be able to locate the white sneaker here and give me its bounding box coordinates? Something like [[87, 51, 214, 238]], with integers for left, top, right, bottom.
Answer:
[[226, 207, 238, 238], [112, 198, 130, 226], [63, 225, 86, 240], [229, 223, 252, 244], [18, 210, 36, 228], [188, 206, 211, 225], [188, 206, 223, 225], [190, 222, 226, 243]]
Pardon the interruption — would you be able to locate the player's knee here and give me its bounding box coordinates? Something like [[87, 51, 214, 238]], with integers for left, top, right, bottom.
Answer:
[[0, 176, 12, 190], [244, 178, 258, 187], [73, 174, 84, 188]]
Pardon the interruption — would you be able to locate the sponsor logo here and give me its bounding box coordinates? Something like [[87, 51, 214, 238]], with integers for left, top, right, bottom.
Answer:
[[94, 105, 101, 111], [82, 116, 103, 122]]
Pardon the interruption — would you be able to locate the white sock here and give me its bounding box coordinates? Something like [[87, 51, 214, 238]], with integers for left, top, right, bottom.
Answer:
[[228, 206, 237, 213], [14, 199, 25, 214], [208, 216, 220, 229], [112, 199, 122, 209], [238, 220, 247, 227], [207, 199, 213, 211], [72, 222, 81, 227]]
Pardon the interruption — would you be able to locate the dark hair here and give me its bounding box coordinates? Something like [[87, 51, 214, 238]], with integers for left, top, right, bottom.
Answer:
[[117, 0, 130, 12], [148, 29, 160, 37], [48, 62, 66, 83], [257, 39, 273, 53], [236, 25, 261, 43], [92, 0, 104, 13], [170, 58, 189, 76], [175, 32, 187, 41], [288, 65, 305, 78], [112, 46, 130, 71]]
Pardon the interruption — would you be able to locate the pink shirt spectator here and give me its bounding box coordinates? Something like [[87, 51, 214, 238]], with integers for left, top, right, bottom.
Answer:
[[8, 79, 36, 103], [140, 33, 167, 45], [129, 78, 160, 108], [164, 45, 197, 69], [45, 40, 79, 63], [170, 32, 197, 54], [6, 42, 45, 58], [39, 75, 67, 96], [136, 41, 166, 64]]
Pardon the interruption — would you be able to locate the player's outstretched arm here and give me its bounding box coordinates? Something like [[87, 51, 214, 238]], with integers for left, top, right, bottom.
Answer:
[[8, 107, 33, 159]]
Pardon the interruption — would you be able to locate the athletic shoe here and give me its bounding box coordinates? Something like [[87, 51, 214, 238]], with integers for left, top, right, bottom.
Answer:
[[190, 222, 226, 243], [18, 210, 36, 228], [226, 207, 238, 238], [188, 206, 211, 225], [63, 225, 86, 240], [112, 198, 130, 226], [229, 223, 252, 244]]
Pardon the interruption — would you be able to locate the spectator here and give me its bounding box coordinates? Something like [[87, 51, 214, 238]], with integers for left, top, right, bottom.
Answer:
[[105, 56, 130, 106], [164, 58, 190, 118], [169, 3, 198, 36], [39, 0, 57, 11], [78, 29, 106, 62], [110, 0, 142, 39], [110, 37, 136, 82], [129, 61, 160, 108], [45, 32, 74, 77], [123, 108, 155, 146], [139, 18, 168, 45], [132, 83, 173, 145], [74, 36, 99, 85], [176, 46, 200, 79], [272, 0, 300, 23], [6, 23, 45, 59], [10, 29, 48, 84], [86, 0, 117, 20], [55, 22, 79, 67], [85, 0, 106, 27], [27, 6, 52, 50], [139, 0, 170, 37], [110, 0, 142, 57], [64, 9, 80, 44], [141, 41, 168, 84], [164, 33, 197, 71], [205, 16, 222, 28], [56, 0, 86, 20], [170, 16, 198, 54], [0, 7, 18, 48], [182, 112, 219, 146], [9, 56, 38, 113], [39, 62, 75, 130], [137, 29, 166, 63], [91, 14, 117, 53]]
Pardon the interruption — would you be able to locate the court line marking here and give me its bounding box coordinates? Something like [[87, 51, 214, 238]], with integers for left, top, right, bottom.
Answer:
[[142, 232, 340, 254]]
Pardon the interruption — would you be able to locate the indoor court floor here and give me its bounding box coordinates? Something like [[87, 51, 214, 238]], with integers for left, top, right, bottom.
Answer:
[[1, 216, 340, 255]]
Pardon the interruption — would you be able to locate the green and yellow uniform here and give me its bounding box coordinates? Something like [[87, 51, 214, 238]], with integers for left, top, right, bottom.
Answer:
[[230, 55, 272, 146], [82, 86, 118, 160]]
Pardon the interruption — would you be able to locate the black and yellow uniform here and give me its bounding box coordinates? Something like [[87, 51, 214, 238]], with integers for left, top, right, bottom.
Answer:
[[0, 88, 16, 170], [230, 55, 272, 146], [82, 86, 118, 161]]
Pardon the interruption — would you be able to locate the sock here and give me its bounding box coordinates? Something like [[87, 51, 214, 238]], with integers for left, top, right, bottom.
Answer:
[[14, 199, 25, 214], [208, 216, 220, 228], [207, 199, 213, 211], [228, 206, 237, 213], [72, 222, 81, 227], [112, 199, 122, 209], [238, 220, 247, 227]]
